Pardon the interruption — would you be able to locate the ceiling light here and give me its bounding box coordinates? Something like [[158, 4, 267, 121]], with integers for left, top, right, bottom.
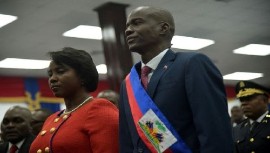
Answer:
[[96, 64, 107, 74], [223, 72, 263, 80], [171, 36, 215, 50], [0, 14, 17, 28], [63, 25, 102, 40], [0, 58, 50, 69], [233, 44, 270, 56]]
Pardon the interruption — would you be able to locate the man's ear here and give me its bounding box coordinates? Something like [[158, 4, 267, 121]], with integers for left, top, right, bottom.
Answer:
[[159, 22, 170, 35]]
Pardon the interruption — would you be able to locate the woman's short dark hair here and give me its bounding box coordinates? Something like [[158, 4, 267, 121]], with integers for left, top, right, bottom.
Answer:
[[48, 47, 99, 92]]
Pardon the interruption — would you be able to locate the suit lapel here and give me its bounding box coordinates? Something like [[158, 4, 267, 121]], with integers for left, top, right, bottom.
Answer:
[[147, 50, 176, 97], [0, 141, 8, 153], [18, 134, 35, 153]]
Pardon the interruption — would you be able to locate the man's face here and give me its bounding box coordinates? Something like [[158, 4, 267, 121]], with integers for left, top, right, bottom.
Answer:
[[240, 94, 268, 120], [31, 110, 49, 135], [1, 108, 31, 144], [125, 8, 161, 54], [230, 106, 244, 123]]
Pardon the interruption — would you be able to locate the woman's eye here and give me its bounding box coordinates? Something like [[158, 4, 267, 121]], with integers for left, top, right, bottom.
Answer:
[[47, 72, 52, 77], [57, 68, 66, 74]]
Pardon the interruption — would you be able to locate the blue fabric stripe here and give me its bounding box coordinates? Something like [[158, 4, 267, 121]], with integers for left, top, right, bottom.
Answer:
[[24, 78, 60, 112], [24, 78, 39, 100], [129, 65, 192, 153]]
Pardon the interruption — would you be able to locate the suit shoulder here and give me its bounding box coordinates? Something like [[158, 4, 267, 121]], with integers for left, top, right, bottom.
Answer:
[[235, 119, 249, 129], [173, 51, 213, 66], [174, 51, 208, 60]]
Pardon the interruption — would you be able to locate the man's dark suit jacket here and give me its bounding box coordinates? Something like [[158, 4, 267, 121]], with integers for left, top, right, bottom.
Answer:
[[119, 50, 234, 153], [0, 135, 35, 153], [233, 112, 270, 153]]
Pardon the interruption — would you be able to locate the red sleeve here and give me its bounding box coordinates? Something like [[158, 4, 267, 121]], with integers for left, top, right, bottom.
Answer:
[[84, 98, 119, 153]]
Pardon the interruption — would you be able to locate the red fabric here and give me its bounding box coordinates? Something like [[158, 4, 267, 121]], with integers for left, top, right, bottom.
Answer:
[[125, 74, 156, 152], [0, 76, 235, 99], [0, 77, 25, 97], [29, 98, 119, 153], [225, 85, 236, 99], [141, 66, 152, 89], [38, 78, 54, 97], [9, 144, 18, 153]]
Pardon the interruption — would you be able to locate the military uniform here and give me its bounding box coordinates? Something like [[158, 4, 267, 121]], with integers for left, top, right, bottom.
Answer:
[[233, 81, 270, 153], [233, 114, 270, 153]]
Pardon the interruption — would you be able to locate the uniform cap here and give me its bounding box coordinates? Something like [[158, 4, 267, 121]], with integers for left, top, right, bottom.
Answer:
[[235, 81, 269, 98]]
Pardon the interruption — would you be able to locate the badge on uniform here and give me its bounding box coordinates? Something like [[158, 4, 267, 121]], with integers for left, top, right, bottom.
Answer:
[[138, 109, 177, 153]]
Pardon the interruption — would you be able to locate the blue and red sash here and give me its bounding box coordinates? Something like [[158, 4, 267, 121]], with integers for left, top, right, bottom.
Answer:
[[125, 65, 192, 153]]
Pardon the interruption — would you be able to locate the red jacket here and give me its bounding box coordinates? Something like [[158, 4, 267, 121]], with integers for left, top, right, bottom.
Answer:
[[30, 98, 119, 153]]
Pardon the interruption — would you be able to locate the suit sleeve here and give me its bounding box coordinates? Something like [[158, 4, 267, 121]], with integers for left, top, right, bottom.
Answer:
[[185, 53, 233, 153], [85, 99, 119, 153], [119, 81, 135, 153]]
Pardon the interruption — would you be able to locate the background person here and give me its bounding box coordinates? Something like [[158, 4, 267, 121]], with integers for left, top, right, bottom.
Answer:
[[119, 6, 233, 153], [233, 81, 270, 153], [230, 105, 245, 127], [31, 108, 53, 136], [30, 47, 119, 153], [97, 89, 119, 108], [0, 106, 35, 153]]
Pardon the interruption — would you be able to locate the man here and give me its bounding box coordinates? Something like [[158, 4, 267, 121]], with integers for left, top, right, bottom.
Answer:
[[119, 6, 233, 153], [231, 105, 245, 127], [233, 81, 270, 153], [0, 106, 35, 153], [31, 108, 53, 136], [97, 89, 119, 108]]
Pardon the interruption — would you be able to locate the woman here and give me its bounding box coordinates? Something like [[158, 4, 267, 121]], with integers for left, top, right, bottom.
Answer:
[[30, 47, 119, 153]]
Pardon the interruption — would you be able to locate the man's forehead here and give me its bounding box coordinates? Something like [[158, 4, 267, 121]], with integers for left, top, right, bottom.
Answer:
[[5, 109, 28, 118]]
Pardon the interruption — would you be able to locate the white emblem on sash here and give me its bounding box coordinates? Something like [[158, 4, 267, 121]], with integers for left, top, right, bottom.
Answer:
[[138, 109, 177, 153]]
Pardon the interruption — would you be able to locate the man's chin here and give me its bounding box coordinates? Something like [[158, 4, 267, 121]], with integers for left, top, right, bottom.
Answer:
[[6, 136, 21, 144], [129, 47, 143, 54]]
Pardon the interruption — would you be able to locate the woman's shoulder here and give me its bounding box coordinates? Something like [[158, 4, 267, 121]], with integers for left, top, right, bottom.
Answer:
[[86, 97, 118, 111], [83, 98, 119, 126]]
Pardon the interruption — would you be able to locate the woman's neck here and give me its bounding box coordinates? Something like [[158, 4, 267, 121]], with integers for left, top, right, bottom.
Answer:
[[64, 92, 90, 112]]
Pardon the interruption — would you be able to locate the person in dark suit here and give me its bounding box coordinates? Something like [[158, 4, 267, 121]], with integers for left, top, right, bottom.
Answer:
[[233, 81, 270, 153], [0, 106, 35, 153], [119, 6, 233, 153], [231, 105, 245, 127]]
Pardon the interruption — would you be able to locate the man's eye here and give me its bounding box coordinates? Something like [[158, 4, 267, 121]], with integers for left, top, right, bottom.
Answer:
[[134, 21, 142, 25], [14, 118, 24, 123], [2, 119, 9, 125]]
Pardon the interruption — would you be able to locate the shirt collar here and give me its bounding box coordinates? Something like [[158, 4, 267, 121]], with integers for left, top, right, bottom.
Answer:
[[141, 49, 169, 70], [250, 110, 269, 124], [8, 139, 25, 152]]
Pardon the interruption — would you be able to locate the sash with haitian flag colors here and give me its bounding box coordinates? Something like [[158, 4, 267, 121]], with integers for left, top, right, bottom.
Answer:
[[125, 65, 192, 153]]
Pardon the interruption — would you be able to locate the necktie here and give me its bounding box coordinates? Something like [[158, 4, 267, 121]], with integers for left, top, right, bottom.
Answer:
[[9, 144, 18, 153], [250, 121, 259, 132], [141, 66, 152, 89]]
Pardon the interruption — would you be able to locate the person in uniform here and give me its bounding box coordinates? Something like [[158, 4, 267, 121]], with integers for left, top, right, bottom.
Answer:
[[29, 47, 119, 153], [233, 81, 270, 153]]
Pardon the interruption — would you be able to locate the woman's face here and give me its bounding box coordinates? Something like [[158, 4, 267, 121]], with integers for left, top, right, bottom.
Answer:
[[47, 61, 82, 97]]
